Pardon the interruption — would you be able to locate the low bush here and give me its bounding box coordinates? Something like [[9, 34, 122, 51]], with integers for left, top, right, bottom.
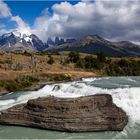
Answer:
[[105, 59, 140, 76], [0, 76, 39, 92], [68, 52, 80, 63], [75, 55, 103, 70], [53, 74, 71, 81], [47, 55, 54, 65]]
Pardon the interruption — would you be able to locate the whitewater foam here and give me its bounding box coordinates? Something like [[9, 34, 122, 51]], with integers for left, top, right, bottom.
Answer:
[[0, 99, 15, 106], [0, 77, 140, 127]]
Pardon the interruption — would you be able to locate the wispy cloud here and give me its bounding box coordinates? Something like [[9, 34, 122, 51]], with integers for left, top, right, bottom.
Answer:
[[11, 16, 31, 35], [0, 0, 11, 18], [0, 0, 31, 35]]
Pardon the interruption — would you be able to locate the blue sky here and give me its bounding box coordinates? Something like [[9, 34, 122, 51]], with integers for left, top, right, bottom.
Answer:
[[4, 1, 79, 26]]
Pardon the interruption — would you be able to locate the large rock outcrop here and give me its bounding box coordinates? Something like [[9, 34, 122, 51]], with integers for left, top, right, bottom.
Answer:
[[0, 94, 128, 132]]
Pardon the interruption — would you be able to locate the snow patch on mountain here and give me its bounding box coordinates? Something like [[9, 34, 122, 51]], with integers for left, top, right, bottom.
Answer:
[[24, 36, 32, 43], [12, 30, 33, 45], [12, 30, 31, 38]]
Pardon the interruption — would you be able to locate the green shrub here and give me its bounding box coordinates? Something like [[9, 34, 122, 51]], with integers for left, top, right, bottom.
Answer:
[[4, 59, 12, 64], [16, 75, 39, 83], [5, 81, 22, 91], [75, 55, 103, 70], [0, 60, 4, 64], [75, 58, 85, 69], [105, 58, 140, 76], [47, 55, 54, 65], [68, 52, 80, 63], [96, 51, 106, 62], [0, 76, 40, 92], [53, 74, 71, 81]]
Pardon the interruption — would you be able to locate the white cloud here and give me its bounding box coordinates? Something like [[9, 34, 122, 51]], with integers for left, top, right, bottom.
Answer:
[[0, 0, 11, 18], [33, 1, 95, 40], [0, 0, 31, 36], [11, 16, 31, 35], [32, 0, 140, 43]]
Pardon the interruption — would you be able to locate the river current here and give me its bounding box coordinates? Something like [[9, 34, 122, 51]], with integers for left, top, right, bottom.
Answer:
[[0, 76, 140, 139]]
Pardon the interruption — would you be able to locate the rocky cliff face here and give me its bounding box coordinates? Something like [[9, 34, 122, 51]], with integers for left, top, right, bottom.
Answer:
[[0, 94, 128, 132]]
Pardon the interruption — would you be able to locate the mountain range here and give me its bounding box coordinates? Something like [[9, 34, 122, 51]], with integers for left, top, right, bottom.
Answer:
[[47, 35, 140, 57], [0, 31, 140, 57]]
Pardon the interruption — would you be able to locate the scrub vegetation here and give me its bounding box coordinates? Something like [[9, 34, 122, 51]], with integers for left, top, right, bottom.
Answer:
[[0, 51, 139, 93]]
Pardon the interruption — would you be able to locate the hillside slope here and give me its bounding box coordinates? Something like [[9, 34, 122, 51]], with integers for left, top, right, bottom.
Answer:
[[47, 35, 140, 57]]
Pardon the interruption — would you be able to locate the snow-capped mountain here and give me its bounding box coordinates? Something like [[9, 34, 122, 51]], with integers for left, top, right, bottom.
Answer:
[[1, 31, 140, 57], [0, 31, 75, 52], [0, 31, 48, 52]]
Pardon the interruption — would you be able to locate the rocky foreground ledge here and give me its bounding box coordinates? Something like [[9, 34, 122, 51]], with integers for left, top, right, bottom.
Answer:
[[0, 94, 128, 132]]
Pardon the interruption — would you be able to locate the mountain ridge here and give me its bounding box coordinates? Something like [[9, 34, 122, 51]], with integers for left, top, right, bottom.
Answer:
[[0, 31, 140, 57], [0, 31, 48, 52], [47, 35, 140, 57]]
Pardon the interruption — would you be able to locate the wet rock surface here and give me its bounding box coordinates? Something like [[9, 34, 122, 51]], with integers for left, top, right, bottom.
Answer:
[[0, 94, 128, 132]]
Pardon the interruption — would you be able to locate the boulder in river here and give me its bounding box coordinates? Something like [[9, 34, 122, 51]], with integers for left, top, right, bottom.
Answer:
[[0, 94, 128, 132]]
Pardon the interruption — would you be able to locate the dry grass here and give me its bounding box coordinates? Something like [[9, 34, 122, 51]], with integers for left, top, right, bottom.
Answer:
[[0, 52, 100, 93]]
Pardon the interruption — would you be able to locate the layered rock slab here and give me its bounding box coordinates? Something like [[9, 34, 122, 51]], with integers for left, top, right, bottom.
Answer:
[[0, 94, 128, 132]]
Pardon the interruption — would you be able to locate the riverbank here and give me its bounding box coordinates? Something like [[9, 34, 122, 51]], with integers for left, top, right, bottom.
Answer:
[[0, 52, 102, 95], [0, 71, 100, 96], [1, 51, 139, 95]]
